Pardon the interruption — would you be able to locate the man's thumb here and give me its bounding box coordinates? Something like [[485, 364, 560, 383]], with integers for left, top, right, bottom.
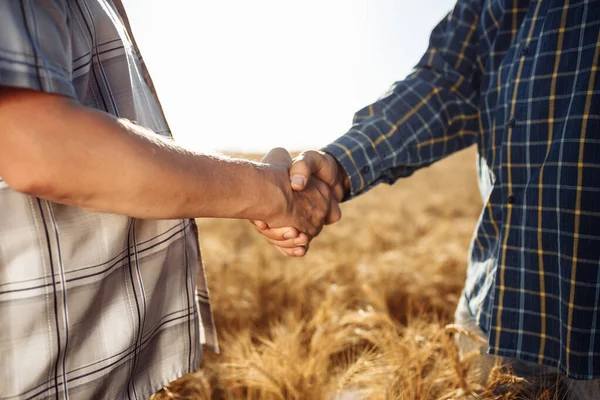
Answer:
[[289, 160, 311, 190]]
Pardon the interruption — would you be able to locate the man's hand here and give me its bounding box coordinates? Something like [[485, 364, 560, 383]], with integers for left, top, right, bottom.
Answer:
[[264, 168, 336, 238], [250, 148, 329, 256], [289, 150, 349, 204], [252, 149, 349, 257]]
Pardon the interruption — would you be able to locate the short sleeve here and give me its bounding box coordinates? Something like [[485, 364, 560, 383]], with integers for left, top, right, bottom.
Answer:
[[0, 0, 75, 98]]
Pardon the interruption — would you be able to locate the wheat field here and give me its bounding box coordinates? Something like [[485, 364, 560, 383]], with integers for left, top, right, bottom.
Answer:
[[151, 148, 562, 400]]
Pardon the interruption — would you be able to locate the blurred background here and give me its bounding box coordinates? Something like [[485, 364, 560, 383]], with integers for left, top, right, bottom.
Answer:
[[121, 0, 456, 154]]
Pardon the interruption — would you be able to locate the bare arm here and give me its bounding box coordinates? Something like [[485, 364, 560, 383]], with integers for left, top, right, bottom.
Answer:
[[0, 87, 330, 235]]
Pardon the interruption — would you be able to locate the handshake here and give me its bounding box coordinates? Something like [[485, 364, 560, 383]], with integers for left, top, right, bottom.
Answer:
[[250, 147, 350, 257]]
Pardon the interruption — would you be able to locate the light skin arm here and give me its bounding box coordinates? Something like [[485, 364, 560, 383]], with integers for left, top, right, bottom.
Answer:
[[0, 86, 332, 236]]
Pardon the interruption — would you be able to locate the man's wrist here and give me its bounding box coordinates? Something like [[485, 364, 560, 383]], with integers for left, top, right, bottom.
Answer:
[[250, 163, 290, 222], [338, 164, 351, 194], [322, 151, 350, 201]]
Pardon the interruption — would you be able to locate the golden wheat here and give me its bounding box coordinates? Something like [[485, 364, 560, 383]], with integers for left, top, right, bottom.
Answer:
[[150, 148, 561, 399]]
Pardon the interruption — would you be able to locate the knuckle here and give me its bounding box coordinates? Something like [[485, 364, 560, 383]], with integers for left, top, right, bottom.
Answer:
[[264, 231, 279, 240], [329, 213, 339, 224], [335, 212, 342, 222], [299, 150, 315, 159], [281, 240, 297, 248], [271, 147, 287, 153], [291, 160, 308, 174], [319, 207, 328, 220], [272, 229, 287, 240], [284, 248, 296, 257], [297, 150, 319, 167]]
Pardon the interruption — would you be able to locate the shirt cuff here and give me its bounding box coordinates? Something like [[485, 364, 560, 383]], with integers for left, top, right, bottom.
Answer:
[[322, 132, 384, 200]]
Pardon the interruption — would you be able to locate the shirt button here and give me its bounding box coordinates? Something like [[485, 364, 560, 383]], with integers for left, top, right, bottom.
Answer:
[[507, 194, 517, 204], [507, 118, 516, 128], [520, 47, 529, 56], [361, 165, 370, 174]]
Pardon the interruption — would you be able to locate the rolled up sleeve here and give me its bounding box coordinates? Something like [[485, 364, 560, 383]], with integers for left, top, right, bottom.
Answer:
[[0, 0, 75, 98], [323, 0, 484, 200]]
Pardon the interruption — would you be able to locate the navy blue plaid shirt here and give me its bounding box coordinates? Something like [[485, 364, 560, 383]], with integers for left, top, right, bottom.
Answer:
[[324, 0, 600, 379]]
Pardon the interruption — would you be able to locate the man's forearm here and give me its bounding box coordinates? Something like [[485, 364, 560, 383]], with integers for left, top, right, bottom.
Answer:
[[0, 88, 286, 221]]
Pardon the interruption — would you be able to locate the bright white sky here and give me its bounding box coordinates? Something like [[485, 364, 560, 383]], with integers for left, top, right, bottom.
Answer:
[[121, 0, 456, 153]]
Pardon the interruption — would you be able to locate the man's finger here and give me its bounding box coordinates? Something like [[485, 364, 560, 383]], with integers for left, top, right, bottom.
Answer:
[[275, 246, 290, 256], [290, 151, 330, 190], [251, 220, 268, 230], [261, 147, 293, 168], [265, 235, 309, 249], [273, 245, 307, 257], [253, 225, 300, 241], [289, 161, 311, 190], [282, 178, 329, 238], [282, 246, 308, 257], [326, 201, 342, 225], [332, 182, 346, 203]]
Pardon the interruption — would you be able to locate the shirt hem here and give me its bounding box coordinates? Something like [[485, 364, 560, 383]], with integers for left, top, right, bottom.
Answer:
[[489, 347, 599, 381], [137, 362, 203, 400]]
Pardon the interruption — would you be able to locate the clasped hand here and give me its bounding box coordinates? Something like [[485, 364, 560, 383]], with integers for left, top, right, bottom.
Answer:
[[251, 147, 348, 257]]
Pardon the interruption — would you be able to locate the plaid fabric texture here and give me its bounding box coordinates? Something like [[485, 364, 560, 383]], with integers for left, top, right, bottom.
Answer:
[[0, 1, 218, 399], [324, 0, 600, 379]]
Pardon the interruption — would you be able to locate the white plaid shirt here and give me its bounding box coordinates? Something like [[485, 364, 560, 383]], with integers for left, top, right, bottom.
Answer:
[[0, 1, 218, 399]]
